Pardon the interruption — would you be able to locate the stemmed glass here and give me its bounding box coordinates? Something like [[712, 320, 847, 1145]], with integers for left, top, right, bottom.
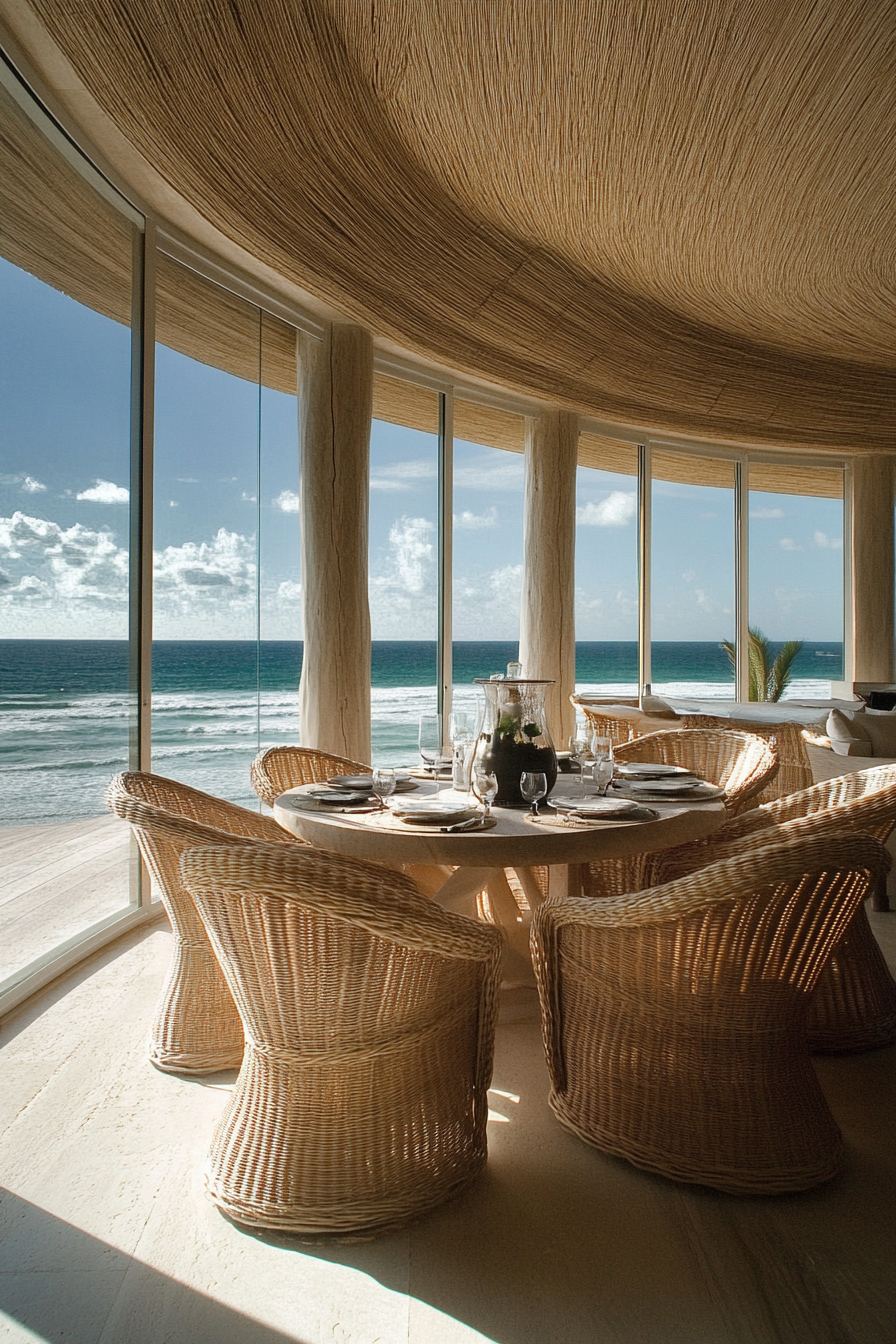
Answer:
[[371, 767, 396, 808], [449, 711, 474, 792], [418, 714, 443, 777], [591, 737, 614, 796], [520, 771, 548, 815], [471, 768, 498, 819], [568, 732, 588, 795]]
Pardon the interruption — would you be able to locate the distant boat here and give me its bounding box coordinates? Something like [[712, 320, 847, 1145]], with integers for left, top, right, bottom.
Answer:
[[815, 651, 838, 657]]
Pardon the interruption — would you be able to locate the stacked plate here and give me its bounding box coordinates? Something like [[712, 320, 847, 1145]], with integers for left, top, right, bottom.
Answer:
[[388, 800, 477, 827], [550, 795, 657, 821], [327, 773, 418, 793]]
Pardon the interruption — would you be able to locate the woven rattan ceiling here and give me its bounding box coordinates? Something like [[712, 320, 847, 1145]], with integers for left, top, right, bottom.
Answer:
[[9, 0, 896, 451]]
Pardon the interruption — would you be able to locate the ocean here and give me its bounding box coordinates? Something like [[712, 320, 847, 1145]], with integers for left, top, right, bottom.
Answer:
[[1, 639, 843, 824]]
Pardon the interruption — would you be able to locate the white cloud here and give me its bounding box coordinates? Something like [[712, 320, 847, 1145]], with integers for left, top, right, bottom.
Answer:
[[370, 460, 437, 492], [169, 500, 178, 508], [22, 476, 47, 493], [176, 477, 199, 484], [454, 457, 524, 492], [241, 491, 257, 503], [76, 479, 129, 504], [682, 570, 697, 583], [779, 537, 802, 551], [0, 511, 129, 631], [274, 490, 300, 513], [576, 490, 636, 527], [454, 507, 498, 529], [694, 588, 720, 613], [751, 505, 785, 519], [814, 530, 842, 549], [369, 515, 437, 636], [489, 563, 523, 606], [276, 579, 302, 603]]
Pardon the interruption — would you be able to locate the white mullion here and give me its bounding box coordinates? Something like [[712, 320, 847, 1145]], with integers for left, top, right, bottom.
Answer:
[[638, 443, 651, 693], [437, 391, 454, 749]]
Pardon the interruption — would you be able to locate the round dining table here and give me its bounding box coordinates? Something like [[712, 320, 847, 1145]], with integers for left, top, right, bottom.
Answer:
[[273, 780, 726, 975]]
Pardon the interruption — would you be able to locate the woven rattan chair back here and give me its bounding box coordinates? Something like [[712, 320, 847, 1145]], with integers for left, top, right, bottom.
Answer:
[[581, 728, 778, 900], [613, 728, 778, 815], [643, 768, 896, 1053], [532, 832, 889, 1194], [572, 700, 639, 748], [180, 840, 502, 1237], [250, 745, 370, 807], [106, 772, 298, 1074], [681, 713, 812, 800]]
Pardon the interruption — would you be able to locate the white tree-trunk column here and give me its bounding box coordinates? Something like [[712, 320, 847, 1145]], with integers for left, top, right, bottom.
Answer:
[[298, 323, 373, 762], [852, 455, 895, 683], [520, 409, 579, 744]]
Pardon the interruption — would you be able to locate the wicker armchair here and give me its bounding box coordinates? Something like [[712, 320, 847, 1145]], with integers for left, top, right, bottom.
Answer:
[[643, 766, 896, 1053], [681, 713, 813, 801], [532, 832, 889, 1194], [250, 745, 370, 808], [571, 699, 640, 748], [106, 772, 299, 1074], [180, 840, 502, 1237], [581, 728, 778, 900]]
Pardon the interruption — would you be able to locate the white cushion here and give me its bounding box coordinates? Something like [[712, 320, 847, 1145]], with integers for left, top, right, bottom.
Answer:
[[828, 707, 896, 757], [826, 708, 871, 755]]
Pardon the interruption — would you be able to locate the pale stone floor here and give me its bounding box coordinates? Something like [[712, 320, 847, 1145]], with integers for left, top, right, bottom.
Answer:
[[0, 913, 894, 1344]]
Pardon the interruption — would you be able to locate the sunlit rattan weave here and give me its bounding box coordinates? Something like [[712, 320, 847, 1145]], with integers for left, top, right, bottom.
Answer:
[[573, 702, 639, 748], [646, 767, 896, 1053], [250, 745, 370, 807], [180, 840, 502, 1237], [681, 714, 813, 801], [106, 772, 299, 1074], [581, 728, 777, 900], [532, 832, 888, 1194]]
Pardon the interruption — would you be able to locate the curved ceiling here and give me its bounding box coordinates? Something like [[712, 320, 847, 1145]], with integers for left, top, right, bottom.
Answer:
[[8, 0, 896, 450]]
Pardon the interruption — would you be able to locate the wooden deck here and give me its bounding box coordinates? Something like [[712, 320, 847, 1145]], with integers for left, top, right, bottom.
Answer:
[[0, 815, 134, 983]]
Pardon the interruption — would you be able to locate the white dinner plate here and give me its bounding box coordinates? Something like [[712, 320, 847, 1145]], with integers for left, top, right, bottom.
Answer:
[[615, 781, 725, 802], [389, 802, 475, 826], [328, 774, 417, 792], [550, 795, 652, 820], [614, 762, 696, 780]]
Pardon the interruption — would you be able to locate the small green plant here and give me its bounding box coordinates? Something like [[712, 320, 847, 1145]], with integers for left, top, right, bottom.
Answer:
[[720, 627, 803, 702]]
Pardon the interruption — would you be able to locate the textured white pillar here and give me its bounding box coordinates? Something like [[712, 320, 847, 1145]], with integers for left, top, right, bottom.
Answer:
[[519, 409, 579, 744], [298, 323, 373, 762], [852, 455, 895, 683]]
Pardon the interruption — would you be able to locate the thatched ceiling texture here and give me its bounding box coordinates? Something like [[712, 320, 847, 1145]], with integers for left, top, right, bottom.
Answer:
[[18, 0, 896, 450]]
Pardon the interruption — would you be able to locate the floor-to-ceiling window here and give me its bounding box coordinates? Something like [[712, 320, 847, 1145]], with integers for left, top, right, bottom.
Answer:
[[574, 435, 639, 696], [152, 254, 299, 806], [650, 450, 736, 699], [367, 375, 441, 764], [0, 74, 141, 990], [451, 399, 526, 725], [748, 461, 845, 696]]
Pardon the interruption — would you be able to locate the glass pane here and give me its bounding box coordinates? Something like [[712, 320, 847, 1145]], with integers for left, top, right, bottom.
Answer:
[[153, 254, 261, 806], [452, 401, 526, 731], [651, 452, 736, 699], [258, 314, 301, 756], [748, 469, 845, 697], [0, 81, 137, 983], [575, 441, 639, 698], [368, 381, 440, 764]]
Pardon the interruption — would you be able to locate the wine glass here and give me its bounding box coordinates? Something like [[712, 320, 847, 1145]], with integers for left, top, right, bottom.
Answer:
[[418, 714, 443, 776], [449, 711, 474, 791], [472, 768, 498, 818], [568, 732, 588, 794], [591, 737, 614, 795], [520, 771, 548, 815], [371, 767, 396, 807]]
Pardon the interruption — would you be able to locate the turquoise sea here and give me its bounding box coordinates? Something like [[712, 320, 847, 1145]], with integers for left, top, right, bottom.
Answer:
[[1, 640, 843, 824]]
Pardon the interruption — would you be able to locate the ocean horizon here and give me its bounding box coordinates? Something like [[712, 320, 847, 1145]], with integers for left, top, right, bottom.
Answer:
[[2, 638, 843, 824]]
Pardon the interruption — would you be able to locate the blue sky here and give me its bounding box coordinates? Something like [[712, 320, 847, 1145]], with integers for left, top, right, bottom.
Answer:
[[1, 255, 846, 643]]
